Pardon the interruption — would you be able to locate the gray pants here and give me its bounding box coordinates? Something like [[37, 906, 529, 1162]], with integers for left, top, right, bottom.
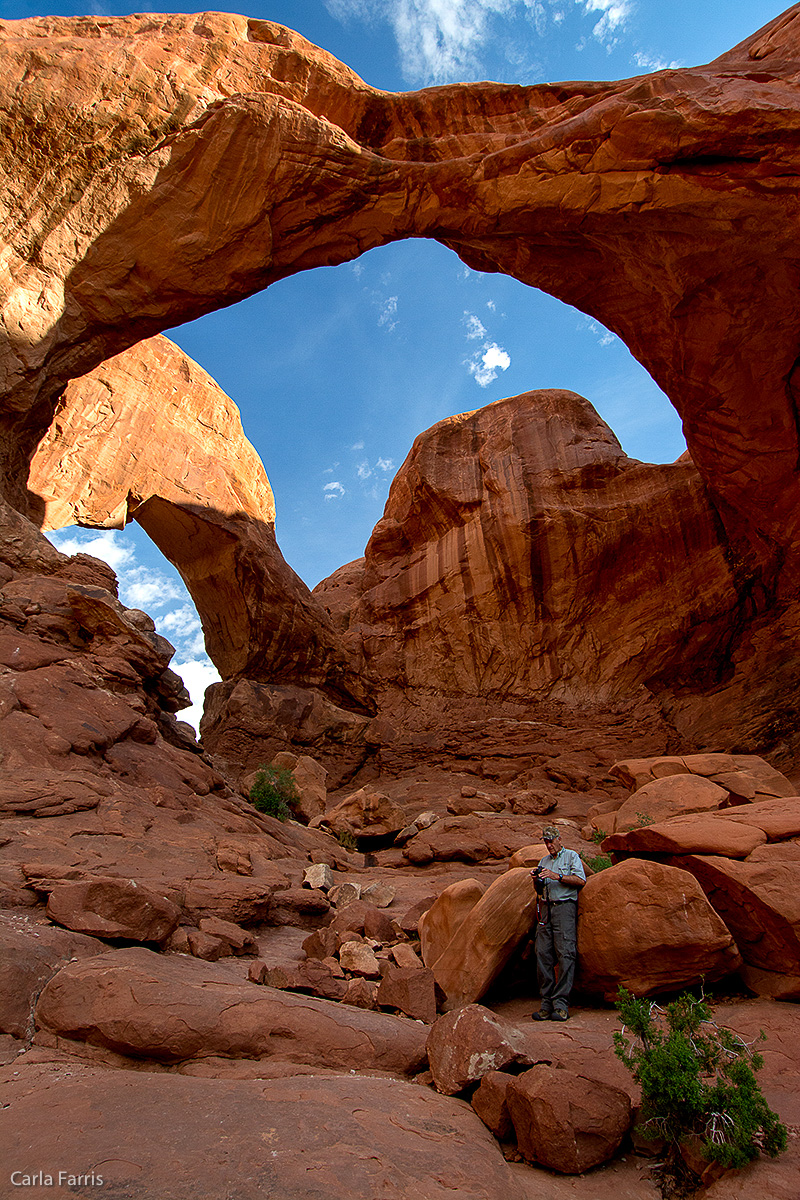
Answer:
[[535, 899, 578, 1013]]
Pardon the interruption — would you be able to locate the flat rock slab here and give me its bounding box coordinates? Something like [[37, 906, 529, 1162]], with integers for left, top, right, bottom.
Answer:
[[35, 946, 427, 1075], [0, 1061, 525, 1200]]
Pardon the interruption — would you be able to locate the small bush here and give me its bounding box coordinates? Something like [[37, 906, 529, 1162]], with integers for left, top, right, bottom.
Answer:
[[614, 988, 786, 1195], [336, 829, 358, 852], [583, 852, 612, 873], [590, 827, 608, 844], [248, 764, 299, 822]]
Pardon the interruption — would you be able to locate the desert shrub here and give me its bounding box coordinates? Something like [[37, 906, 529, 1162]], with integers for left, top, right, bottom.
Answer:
[[583, 852, 612, 872], [614, 988, 786, 1193], [248, 764, 299, 822], [335, 828, 358, 852], [590, 826, 608, 844]]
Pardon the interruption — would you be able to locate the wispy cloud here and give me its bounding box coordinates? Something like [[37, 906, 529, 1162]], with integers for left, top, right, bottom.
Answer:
[[376, 457, 395, 472], [155, 604, 206, 657], [464, 311, 488, 340], [324, 481, 346, 500], [633, 49, 683, 73], [378, 295, 399, 330], [171, 657, 221, 734], [357, 461, 372, 480], [326, 0, 637, 83], [580, 313, 617, 347], [579, 0, 632, 48]]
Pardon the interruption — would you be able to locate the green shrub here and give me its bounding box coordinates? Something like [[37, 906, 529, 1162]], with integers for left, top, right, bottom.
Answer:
[[613, 988, 786, 1193], [248, 764, 299, 822], [590, 827, 608, 844], [583, 852, 612, 873], [336, 829, 358, 852]]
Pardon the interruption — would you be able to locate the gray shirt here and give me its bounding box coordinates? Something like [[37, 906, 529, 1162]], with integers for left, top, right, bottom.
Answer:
[[538, 847, 585, 901]]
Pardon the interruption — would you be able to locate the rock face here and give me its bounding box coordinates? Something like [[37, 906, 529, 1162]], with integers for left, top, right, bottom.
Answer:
[[316, 391, 739, 710], [27, 335, 368, 707], [0, 8, 798, 768]]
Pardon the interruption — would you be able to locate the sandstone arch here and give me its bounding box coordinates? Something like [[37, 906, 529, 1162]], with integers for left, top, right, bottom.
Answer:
[[2, 5, 800, 573]]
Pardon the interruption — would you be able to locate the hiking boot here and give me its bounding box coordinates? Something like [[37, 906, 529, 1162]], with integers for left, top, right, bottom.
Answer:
[[530, 1009, 552, 1021], [551, 1009, 569, 1022]]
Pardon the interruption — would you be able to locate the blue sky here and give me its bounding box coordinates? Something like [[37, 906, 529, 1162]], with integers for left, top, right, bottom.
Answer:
[[15, 0, 784, 725]]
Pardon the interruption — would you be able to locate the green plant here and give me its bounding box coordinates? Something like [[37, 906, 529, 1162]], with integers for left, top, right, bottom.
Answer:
[[634, 810, 656, 828], [583, 852, 612, 872], [335, 829, 358, 852], [248, 764, 299, 822], [590, 827, 608, 844], [613, 989, 786, 1193]]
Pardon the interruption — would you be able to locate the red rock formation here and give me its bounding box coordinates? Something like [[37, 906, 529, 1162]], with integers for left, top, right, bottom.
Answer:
[[3, 6, 800, 574], [27, 334, 370, 705]]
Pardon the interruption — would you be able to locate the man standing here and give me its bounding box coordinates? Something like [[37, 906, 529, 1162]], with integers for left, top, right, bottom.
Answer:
[[530, 825, 586, 1022]]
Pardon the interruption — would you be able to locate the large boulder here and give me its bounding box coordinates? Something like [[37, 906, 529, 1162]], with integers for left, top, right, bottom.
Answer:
[[426, 1004, 533, 1096], [1, 1062, 526, 1200], [675, 844, 800, 998], [46, 878, 181, 944], [418, 879, 485, 968], [507, 1065, 632, 1173], [312, 786, 407, 841], [604, 813, 767, 859], [577, 859, 742, 999], [428, 869, 539, 1009], [35, 947, 428, 1075], [608, 774, 729, 833]]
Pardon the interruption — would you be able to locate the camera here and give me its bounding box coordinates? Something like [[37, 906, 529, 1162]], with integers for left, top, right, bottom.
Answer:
[[531, 865, 545, 895]]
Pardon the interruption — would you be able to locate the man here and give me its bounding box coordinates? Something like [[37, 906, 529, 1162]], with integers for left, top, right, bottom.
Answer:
[[529, 825, 586, 1022]]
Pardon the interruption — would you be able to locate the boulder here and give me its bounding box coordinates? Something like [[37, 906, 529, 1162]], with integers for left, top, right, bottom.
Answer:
[[471, 1070, 514, 1140], [270, 752, 327, 824], [429, 870, 539, 1009], [0, 914, 103, 1038], [377, 963, 438, 1023], [703, 796, 800, 842], [181, 879, 275, 925], [361, 882, 396, 908], [35, 947, 428, 1075], [0, 1063, 527, 1200], [312, 786, 406, 840], [404, 818, 490, 865], [507, 1065, 631, 1173], [303, 863, 335, 892], [418, 879, 485, 968], [609, 774, 728, 833], [604, 814, 767, 859], [46, 878, 180, 944], [338, 941, 381, 979], [426, 1004, 533, 1096], [577, 859, 742, 999], [508, 844, 548, 869], [328, 882, 362, 908], [197, 917, 258, 956], [675, 844, 800, 992]]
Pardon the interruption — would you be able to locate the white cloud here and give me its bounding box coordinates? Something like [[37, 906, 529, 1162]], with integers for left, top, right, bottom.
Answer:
[[120, 566, 184, 611], [464, 311, 488, 340], [486, 300, 496, 312], [172, 657, 222, 734], [378, 295, 399, 330], [578, 0, 632, 47], [324, 481, 345, 500], [376, 457, 395, 472], [357, 460, 372, 479], [351, 441, 365, 451], [49, 529, 134, 573], [326, 0, 636, 83], [155, 604, 206, 657], [467, 341, 511, 387], [580, 313, 617, 346], [633, 50, 683, 73]]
